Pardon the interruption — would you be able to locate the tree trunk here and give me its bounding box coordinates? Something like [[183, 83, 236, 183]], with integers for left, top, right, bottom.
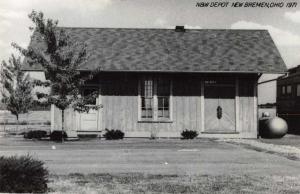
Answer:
[[61, 109, 64, 143], [16, 114, 19, 132]]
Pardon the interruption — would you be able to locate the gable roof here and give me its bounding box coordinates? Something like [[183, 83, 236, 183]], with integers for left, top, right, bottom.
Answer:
[[23, 27, 287, 73]]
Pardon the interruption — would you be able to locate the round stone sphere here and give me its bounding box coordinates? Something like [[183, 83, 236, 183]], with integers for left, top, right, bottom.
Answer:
[[260, 116, 288, 138]]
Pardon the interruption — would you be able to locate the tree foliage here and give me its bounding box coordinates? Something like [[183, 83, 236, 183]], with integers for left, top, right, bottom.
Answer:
[[12, 10, 101, 113], [0, 55, 33, 120], [11, 10, 102, 138]]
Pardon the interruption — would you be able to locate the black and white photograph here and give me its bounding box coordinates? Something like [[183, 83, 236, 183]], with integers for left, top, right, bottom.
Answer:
[[0, 0, 300, 193]]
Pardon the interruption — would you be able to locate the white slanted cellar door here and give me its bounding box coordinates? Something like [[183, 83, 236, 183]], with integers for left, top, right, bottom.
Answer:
[[204, 79, 236, 132]]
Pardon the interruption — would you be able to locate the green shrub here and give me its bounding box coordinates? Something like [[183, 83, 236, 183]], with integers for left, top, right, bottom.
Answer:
[[103, 129, 124, 140], [50, 130, 67, 141], [0, 155, 48, 193], [181, 129, 198, 139], [24, 130, 48, 139]]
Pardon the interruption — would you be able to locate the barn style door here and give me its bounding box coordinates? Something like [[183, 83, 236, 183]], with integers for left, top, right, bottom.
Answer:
[[204, 80, 236, 132]]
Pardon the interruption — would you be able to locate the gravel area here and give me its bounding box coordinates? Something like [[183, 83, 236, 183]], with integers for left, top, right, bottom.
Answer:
[[221, 138, 300, 161]]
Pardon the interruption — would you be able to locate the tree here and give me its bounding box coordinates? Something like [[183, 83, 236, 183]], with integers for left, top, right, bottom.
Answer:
[[0, 54, 33, 122], [13, 10, 101, 141]]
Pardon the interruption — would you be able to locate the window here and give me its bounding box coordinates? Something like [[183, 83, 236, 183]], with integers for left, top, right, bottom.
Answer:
[[82, 87, 98, 105], [287, 85, 292, 95], [140, 77, 171, 121], [297, 84, 300, 97], [157, 78, 170, 119], [282, 86, 286, 95], [141, 78, 153, 118]]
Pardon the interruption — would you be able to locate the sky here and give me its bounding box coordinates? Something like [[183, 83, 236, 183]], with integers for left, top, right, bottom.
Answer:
[[1, 0, 300, 103]]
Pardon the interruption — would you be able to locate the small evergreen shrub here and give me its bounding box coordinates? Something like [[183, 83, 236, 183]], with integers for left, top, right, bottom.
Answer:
[[50, 130, 67, 141], [0, 155, 48, 193], [24, 130, 47, 139], [181, 129, 199, 139], [103, 129, 124, 140]]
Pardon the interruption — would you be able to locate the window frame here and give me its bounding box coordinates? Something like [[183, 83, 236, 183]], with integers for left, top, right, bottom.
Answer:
[[297, 84, 300, 97], [286, 85, 292, 95], [140, 78, 154, 119], [81, 85, 100, 106], [138, 76, 173, 122], [281, 85, 286, 96]]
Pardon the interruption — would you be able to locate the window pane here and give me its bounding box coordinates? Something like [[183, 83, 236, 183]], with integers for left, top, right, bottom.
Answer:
[[141, 78, 153, 119], [158, 109, 163, 117], [287, 85, 292, 94], [142, 109, 152, 118], [282, 86, 286, 95], [164, 110, 169, 118], [158, 97, 169, 118], [158, 97, 169, 108], [141, 97, 153, 107], [83, 88, 97, 105], [158, 109, 169, 118], [157, 78, 170, 119], [140, 77, 171, 120], [142, 79, 153, 97], [297, 84, 300, 96]]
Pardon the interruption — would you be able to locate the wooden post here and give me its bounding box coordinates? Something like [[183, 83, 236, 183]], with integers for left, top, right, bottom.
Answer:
[[51, 104, 55, 132], [254, 80, 258, 138], [153, 78, 158, 137], [153, 79, 158, 120], [235, 78, 240, 132], [61, 109, 64, 143], [170, 80, 173, 121], [137, 79, 141, 121], [97, 86, 102, 136], [200, 80, 205, 132]]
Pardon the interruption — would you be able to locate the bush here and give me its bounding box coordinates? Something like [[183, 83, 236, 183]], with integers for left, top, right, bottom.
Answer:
[[24, 130, 48, 139], [50, 130, 67, 141], [0, 155, 48, 193], [103, 129, 124, 140], [181, 129, 198, 139]]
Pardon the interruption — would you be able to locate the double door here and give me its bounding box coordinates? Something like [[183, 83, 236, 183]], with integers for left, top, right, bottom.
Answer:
[[204, 80, 236, 132]]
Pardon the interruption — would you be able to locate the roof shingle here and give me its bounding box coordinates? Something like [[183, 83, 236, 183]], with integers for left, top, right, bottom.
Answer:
[[24, 27, 287, 73]]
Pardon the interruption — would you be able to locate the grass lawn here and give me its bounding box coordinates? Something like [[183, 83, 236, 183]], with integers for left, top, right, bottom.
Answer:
[[2, 136, 300, 193], [49, 173, 300, 194]]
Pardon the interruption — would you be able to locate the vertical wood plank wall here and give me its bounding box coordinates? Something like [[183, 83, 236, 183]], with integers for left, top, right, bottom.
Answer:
[[100, 74, 202, 137], [51, 106, 77, 133], [238, 78, 257, 137], [100, 74, 257, 137], [51, 73, 258, 138]]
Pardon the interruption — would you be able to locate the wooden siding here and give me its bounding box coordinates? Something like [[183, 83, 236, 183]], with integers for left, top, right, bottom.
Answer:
[[100, 75, 202, 136], [50, 73, 258, 138], [51, 105, 77, 132], [238, 78, 257, 136]]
